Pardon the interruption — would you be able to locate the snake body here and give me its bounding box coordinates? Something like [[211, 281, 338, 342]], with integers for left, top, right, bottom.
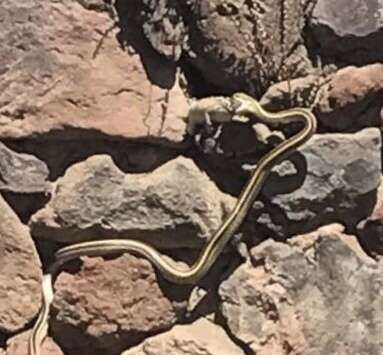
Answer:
[[29, 93, 316, 355]]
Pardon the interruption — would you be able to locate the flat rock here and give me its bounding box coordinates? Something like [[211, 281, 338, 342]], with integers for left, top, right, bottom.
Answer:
[[309, 0, 383, 64], [357, 176, 383, 257], [0, 142, 50, 194], [52, 254, 178, 355], [5, 331, 63, 355], [219, 225, 382, 355], [121, 318, 245, 355], [0, 194, 42, 333], [30, 155, 235, 248], [260, 64, 383, 132], [254, 128, 381, 239], [0, 0, 188, 144]]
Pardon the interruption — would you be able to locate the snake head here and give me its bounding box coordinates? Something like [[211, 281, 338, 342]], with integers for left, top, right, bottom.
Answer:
[[231, 92, 257, 116]]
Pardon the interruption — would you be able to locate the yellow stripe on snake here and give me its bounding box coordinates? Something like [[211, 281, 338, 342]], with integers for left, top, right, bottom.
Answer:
[[29, 93, 317, 355]]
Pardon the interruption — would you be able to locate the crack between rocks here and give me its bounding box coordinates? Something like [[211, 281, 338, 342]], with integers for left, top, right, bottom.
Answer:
[[142, 84, 153, 135], [157, 90, 170, 137], [102, 87, 146, 98]]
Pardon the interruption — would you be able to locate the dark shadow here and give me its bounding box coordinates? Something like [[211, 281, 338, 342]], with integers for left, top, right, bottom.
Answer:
[[262, 151, 308, 196], [113, 0, 178, 89], [2, 128, 179, 181], [33, 237, 69, 272], [0, 333, 5, 350], [179, 53, 234, 98], [1, 191, 50, 224], [356, 218, 383, 259], [185, 121, 310, 198]]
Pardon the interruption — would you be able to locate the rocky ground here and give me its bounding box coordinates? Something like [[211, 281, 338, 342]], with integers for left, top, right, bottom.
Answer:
[[0, 0, 383, 354]]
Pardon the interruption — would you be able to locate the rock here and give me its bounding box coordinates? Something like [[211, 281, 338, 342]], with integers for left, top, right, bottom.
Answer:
[[52, 254, 178, 355], [30, 155, 235, 247], [260, 64, 383, 132], [260, 74, 321, 110], [0, 194, 42, 334], [0, 142, 51, 221], [0, 142, 50, 194], [121, 318, 245, 355], [6, 331, 63, 355], [254, 128, 381, 239], [219, 226, 382, 355], [309, 0, 383, 64], [0, 0, 188, 144], [127, 0, 186, 61], [180, 0, 311, 95], [318, 65, 383, 131], [357, 176, 383, 257]]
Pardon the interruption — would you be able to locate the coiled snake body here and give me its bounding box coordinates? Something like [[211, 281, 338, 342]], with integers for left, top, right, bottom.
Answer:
[[29, 93, 317, 355]]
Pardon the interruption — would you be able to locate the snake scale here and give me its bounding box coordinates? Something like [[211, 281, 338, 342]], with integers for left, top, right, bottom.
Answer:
[[29, 93, 317, 355]]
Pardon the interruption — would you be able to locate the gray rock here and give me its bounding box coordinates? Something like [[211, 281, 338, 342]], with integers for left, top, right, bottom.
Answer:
[[181, 0, 311, 95], [219, 225, 383, 355], [0, 194, 42, 334], [255, 128, 381, 239], [30, 155, 235, 247], [121, 318, 245, 355], [0, 142, 50, 194], [140, 0, 186, 61], [309, 0, 383, 64]]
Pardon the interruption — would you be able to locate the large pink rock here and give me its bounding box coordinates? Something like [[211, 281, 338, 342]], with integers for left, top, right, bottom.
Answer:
[[0, 195, 42, 334], [0, 0, 188, 144], [319, 64, 383, 131], [52, 254, 178, 355]]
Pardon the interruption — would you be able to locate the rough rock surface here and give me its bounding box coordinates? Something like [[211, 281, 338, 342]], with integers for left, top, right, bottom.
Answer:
[[0, 142, 51, 221], [121, 318, 245, 355], [52, 254, 177, 355], [254, 128, 381, 239], [357, 176, 383, 257], [0, 0, 188, 144], [1, 1, 383, 354], [124, 0, 186, 62], [318, 65, 383, 131], [0, 142, 50, 194], [5, 331, 63, 355], [309, 0, 383, 64], [0, 195, 42, 333], [260, 64, 383, 132], [219, 225, 382, 355], [137, 0, 311, 95], [30, 155, 235, 247]]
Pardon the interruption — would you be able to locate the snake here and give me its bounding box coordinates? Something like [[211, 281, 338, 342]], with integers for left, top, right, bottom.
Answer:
[[29, 93, 317, 355]]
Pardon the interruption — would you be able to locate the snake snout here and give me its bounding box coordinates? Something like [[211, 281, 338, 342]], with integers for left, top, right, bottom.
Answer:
[[231, 93, 254, 115]]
